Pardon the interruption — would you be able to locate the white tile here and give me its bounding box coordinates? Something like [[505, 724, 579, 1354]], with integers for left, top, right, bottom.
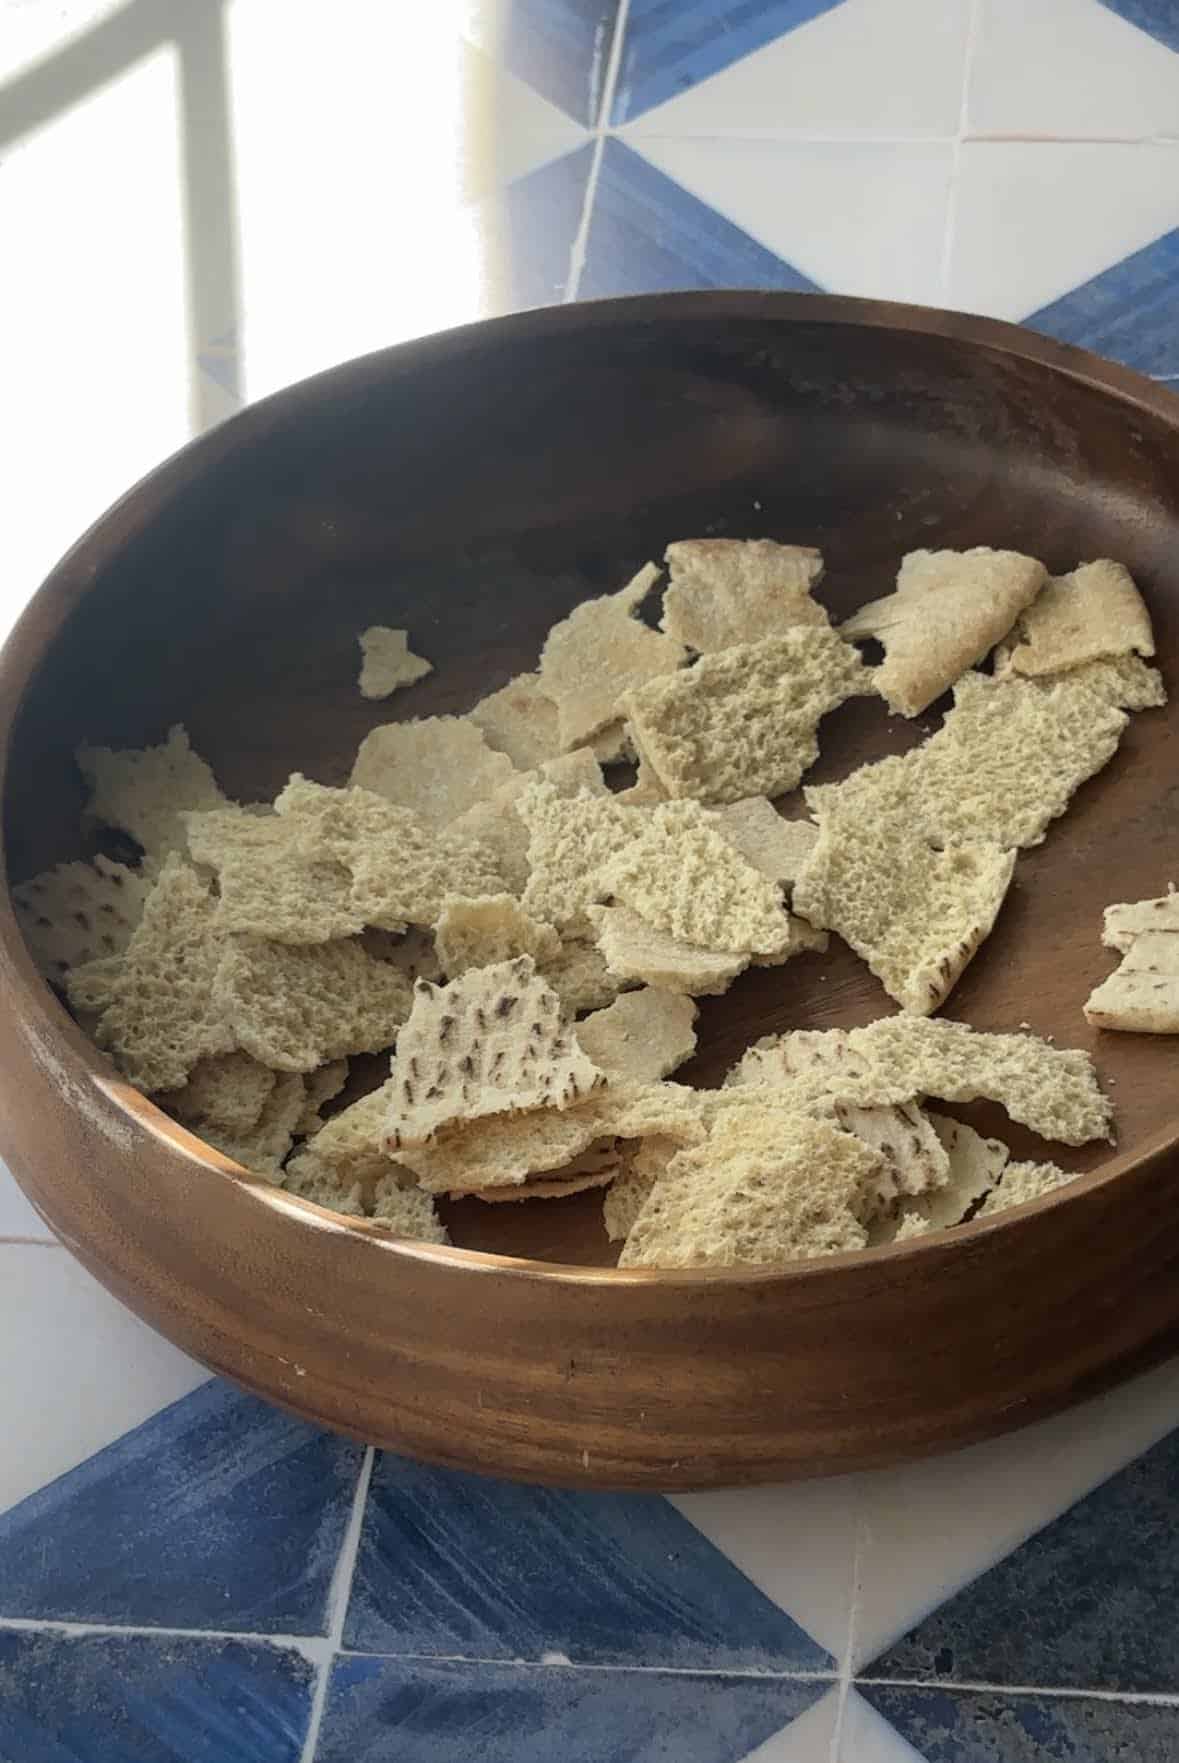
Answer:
[[623, 0, 971, 139], [969, 0, 1179, 140], [838, 1688, 926, 1761], [0, 1245, 209, 1516], [672, 1475, 858, 1660], [629, 138, 953, 307], [851, 1355, 1179, 1665], [0, 1160, 54, 1242], [949, 141, 1179, 321], [744, 1685, 841, 1761], [461, 38, 587, 197], [0, 0, 128, 83], [0, 44, 192, 644]]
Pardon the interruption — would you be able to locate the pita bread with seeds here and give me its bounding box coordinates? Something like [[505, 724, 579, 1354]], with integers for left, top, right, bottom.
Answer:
[[351, 715, 517, 828], [1084, 928, 1179, 1033], [1102, 890, 1179, 952], [841, 547, 1046, 718], [357, 627, 433, 700], [12, 855, 151, 981], [537, 563, 687, 749], [661, 539, 827, 652], [886, 1116, 1010, 1241]]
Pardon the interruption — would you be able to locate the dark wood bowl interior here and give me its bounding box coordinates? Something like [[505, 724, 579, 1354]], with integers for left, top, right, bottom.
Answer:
[[3, 293, 1179, 1484]]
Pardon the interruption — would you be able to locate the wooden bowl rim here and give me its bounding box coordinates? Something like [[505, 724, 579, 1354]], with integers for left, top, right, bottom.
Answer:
[[4, 289, 1177, 1289]]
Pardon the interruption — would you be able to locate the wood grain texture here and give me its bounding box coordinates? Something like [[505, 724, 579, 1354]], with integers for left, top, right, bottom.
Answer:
[[2, 292, 1179, 1487]]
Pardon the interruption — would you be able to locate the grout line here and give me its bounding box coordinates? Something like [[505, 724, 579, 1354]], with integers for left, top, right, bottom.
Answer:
[[0, 1615, 325, 1660], [565, 0, 632, 301], [336, 1649, 837, 1680], [857, 1674, 1179, 1707], [828, 1506, 865, 1762], [939, 0, 983, 303], [298, 1445, 375, 1763], [0, 1236, 60, 1247]]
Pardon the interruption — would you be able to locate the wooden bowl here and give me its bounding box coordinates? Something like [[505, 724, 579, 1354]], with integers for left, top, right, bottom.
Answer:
[[3, 292, 1179, 1490]]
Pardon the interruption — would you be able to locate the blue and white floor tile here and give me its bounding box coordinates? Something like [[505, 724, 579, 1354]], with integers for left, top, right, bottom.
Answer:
[[8, 0, 1179, 1757]]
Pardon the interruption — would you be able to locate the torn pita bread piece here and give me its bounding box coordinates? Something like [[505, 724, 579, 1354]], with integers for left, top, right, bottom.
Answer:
[[587, 904, 751, 997], [397, 1087, 626, 1193], [351, 715, 518, 829], [714, 799, 819, 886], [603, 1134, 683, 1241], [158, 1051, 277, 1135], [518, 782, 643, 934], [369, 1174, 450, 1241], [793, 806, 1016, 1014], [77, 724, 229, 864], [831, 1099, 950, 1219], [384, 956, 604, 1152], [540, 935, 629, 1014], [615, 754, 668, 806], [661, 539, 827, 652], [806, 669, 1127, 851], [295, 1059, 350, 1135], [67, 855, 235, 1092], [589, 721, 636, 766], [448, 749, 610, 898], [1084, 930, 1179, 1033], [885, 1116, 1010, 1241], [841, 547, 1046, 718], [467, 671, 561, 770], [201, 1071, 306, 1179], [1005, 560, 1154, 679], [357, 626, 433, 700], [285, 1079, 400, 1197], [464, 1141, 620, 1203], [360, 926, 443, 985], [576, 988, 698, 1085], [537, 563, 687, 748], [618, 1111, 884, 1269], [435, 894, 561, 980], [187, 804, 365, 944], [599, 801, 795, 957], [624, 628, 868, 805], [213, 935, 413, 1073], [12, 855, 152, 980], [974, 1159, 1076, 1219], [1061, 654, 1165, 711], [1102, 889, 1179, 952]]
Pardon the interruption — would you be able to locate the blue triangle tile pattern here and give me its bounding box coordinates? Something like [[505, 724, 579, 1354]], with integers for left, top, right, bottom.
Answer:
[[343, 1451, 831, 1670], [496, 143, 596, 309], [860, 1684, 1179, 1761], [579, 139, 821, 300], [862, 1426, 1179, 1694], [0, 1381, 364, 1634], [0, 1631, 314, 1763], [1098, 0, 1179, 54], [1026, 225, 1179, 378], [612, 0, 847, 123], [316, 1655, 827, 1763], [498, 0, 619, 124]]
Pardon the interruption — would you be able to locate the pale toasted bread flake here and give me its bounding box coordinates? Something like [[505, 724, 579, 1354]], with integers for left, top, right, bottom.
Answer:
[[370, 1174, 449, 1240], [587, 904, 750, 997], [214, 936, 413, 1073], [468, 672, 560, 769], [714, 799, 819, 885], [661, 538, 827, 652], [1007, 560, 1154, 678], [158, 1051, 277, 1134], [577, 988, 698, 1084], [77, 724, 228, 864], [13, 855, 151, 981], [518, 782, 643, 934], [540, 935, 629, 1013], [286, 1078, 400, 1194], [201, 1071, 306, 1179], [351, 716, 517, 829], [886, 1115, 1010, 1240], [187, 804, 363, 944], [975, 1159, 1076, 1218], [435, 894, 561, 980], [398, 1087, 625, 1192], [357, 627, 433, 700], [295, 1060, 350, 1135], [538, 564, 687, 748]]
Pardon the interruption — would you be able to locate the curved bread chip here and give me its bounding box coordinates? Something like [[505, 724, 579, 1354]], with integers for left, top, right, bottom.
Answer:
[[369, 1174, 449, 1241], [296, 1060, 350, 1135], [435, 894, 561, 979], [466, 1142, 620, 1203], [357, 627, 432, 700], [159, 1052, 277, 1134], [714, 800, 819, 885], [214, 936, 413, 1073], [794, 808, 1015, 1014], [577, 988, 698, 1084], [842, 547, 1046, 717], [538, 563, 687, 748], [468, 672, 560, 769], [886, 1115, 1010, 1240], [282, 1159, 365, 1217], [1102, 890, 1179, 952], [832, 1099, 949, 1218], [1084, 930, 1179, 1033], [624, 629, 867, 805], [385, 956, 604, 1150], [603, 1134, 683, 1241], [519, 782, 644, 934], [351, 716, 517, 829], [398, 1087, 626, 1193], [974, 1158, 1075, 1218], [77, 724, 228, 864], [588, 904, 750, 997], [286, 1078, 400, 1195], [661, 539, 826, 652], [188, 804, 364, 944], [201, 1071, 306, 1178], [1007, 560, 1154, 678], [541, 935, 629, 1013], [13, 855, 151, 980]]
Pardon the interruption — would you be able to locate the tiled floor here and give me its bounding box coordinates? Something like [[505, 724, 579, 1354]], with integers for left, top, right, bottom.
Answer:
[[5, 1, 1179, 1758]]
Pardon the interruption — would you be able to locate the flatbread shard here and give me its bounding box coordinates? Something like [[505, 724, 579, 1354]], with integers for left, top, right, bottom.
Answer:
[[518, 783, 644, 934], [833, 1099, 950, 1217], [13, 855, 152, 980], [624, 628, 868, 805], [77, 724, 228, 864], [158, 1051, 277, 1134], [369, 1175, 449, 1241], [468, 672, 561, 770], [793, 807, 1016, 1013], [68, 854, 235, 1092], [384, 956, 604, 1151], [714, 800, 819, 886], [1102, 890, 1179, 952], [350, 716, 518, 829], [187, 805, 363, 945], [286, 1079, 400, 1192], [888, 1115, 1010, 1240], [357, 627, 433, 700], [201, 1071, 306, 1179], [213, 936, 413, 1073], [577, 988, 698, 1084], [295, 1060, 350, 1136], [448, 748, 609, 897], [806, 670, 1127, 850], [587, 904, 750, 997], [464, 1141, 621, 1204], [603, 1134, 683, 1241], [398, 1087, 626, 1193], [599, 801, 795, 957], [540, 935, 629, 1013], [841, 547, 1046, 718], [618, 1112, 883, 1269], [1084, 931, 1179, 1033], [538, 563, 687, 748], [974, 1159, 1075, 1219], [661, 539, 827, 652], [1006, 560, 1154, 678], [435, 894, 561, 980]]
